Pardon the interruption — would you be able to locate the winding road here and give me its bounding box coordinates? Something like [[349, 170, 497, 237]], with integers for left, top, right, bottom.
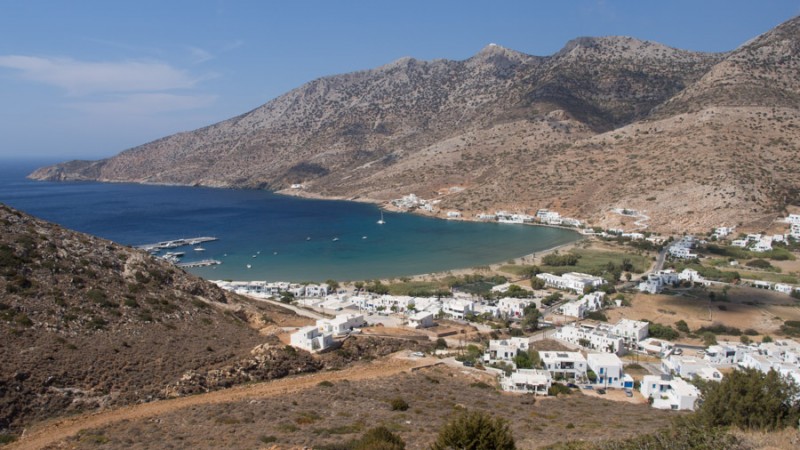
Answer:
[[11, 355, 434, 450]]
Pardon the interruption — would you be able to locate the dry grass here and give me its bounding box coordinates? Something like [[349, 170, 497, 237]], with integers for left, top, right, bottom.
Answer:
[[55, 365, 676, 450]]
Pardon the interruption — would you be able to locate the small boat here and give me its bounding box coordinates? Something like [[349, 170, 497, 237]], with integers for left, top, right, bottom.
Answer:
[[252, 254, 257, 258], [246, 264, 252, 269], [193, 247, 205, 252], [273, 251, 278, 255], [332, 237, 339, 241], [362, 236, 367, 239], [256, 251, 261, 255], [377, 211, 386, 225], [306, 236, 311, 241]]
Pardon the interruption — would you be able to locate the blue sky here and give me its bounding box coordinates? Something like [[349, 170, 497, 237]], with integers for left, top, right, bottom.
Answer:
[[0, 1, 798, 160]]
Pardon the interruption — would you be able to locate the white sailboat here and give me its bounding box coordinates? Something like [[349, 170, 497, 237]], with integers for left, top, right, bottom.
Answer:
[[377, 211, 385, 225]]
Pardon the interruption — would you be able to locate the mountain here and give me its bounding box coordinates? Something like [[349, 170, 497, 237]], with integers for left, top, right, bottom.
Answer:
[[0, 203, 311, 431], [30, 17, 800, 232]]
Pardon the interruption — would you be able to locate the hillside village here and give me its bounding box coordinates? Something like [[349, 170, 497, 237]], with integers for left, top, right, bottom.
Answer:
[[210, 211, 800, 416]]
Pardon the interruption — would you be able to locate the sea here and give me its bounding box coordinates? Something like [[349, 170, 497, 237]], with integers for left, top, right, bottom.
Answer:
[[0, 158, 580, 282]]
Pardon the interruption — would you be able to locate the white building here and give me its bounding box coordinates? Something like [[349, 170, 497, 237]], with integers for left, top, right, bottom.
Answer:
[[640, 375, 700, 411], [536, 209, 562, 225], [731, 239, 748, 248], [442, 298, 475, 319], [499, 369, 552, 395], [554, 323, 625, 355], [536, 272, 605, 293], [541, 351, 587, 380], [791, 224, 800, 240], [713, 226, 734, 239], [484, 337, 531, 365], [408, 311, 435, 329], [290, 326, 334, 352], [610, 319, 649, 345], [587, 353, 626, 389], [446, 211, 462, 218], [316, 314, 366, 336], [638, 269, 680, 294], [497, 297, 537, 318], [678, 269, 708, 285], [559, 291, 604, 319], [305, 283, 330, 297], [786, 214, 800, 225], [662, 355, 723, 382]]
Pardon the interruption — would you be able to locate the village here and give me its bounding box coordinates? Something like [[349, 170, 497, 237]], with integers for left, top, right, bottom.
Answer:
[[211, 211, 800, 415]]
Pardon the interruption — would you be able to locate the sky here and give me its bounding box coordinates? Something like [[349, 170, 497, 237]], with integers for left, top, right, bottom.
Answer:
[[0, 0, 798, 160]]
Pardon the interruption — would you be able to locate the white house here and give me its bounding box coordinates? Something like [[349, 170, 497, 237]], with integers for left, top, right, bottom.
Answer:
[[446, 211, 462, 219], [640, 375, 700, 411], [442, 298, 474, 319], [731, 239, 748, 248], [713, 226, 734, 239], [536, 272, 605, 293], [554, 323, 625, 355], [791, 224, 800, 239], [662, 355, 723, 381], [305, 283, 330, 297], [484, 337, 531, 365], [704, 344, 741, 365], [290, 326, 334, 352], [638, 269, 680, 294], [536, 209, 562, 225], [316, 314, 366, 336], [786, 214, 800, 225], [408, 311, 435, 329], [610, 319, 649, 345], [540, 351, 587, 380], [560, 292, 604, 318], [499, 369, 551, 395], [587, 353, 625, 388], [497, 297, 537, 318]]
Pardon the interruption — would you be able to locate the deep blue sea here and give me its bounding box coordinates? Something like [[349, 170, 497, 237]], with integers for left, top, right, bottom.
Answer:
[[0, 159, 580, 282]]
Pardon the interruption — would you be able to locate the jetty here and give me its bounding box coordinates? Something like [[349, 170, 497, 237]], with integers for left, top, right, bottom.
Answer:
[[136, 236, 218, 252], [177, 259, 222, 268]]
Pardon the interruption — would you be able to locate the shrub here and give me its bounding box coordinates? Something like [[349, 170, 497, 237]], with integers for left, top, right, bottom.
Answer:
[[548, 383, 572, 396], [648, 323, 679, 341], [389, 397, 409, 411], [431, 410, 515, 450], [352, 426, 405, 450], [318, 380, 334, 387], [745, 259, 773, 270], [675, 320, 690, 333], [695, 368, 800, 431]]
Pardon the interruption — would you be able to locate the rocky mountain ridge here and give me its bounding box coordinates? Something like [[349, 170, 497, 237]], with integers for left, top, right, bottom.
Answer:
[[30, 16, 800, 232]]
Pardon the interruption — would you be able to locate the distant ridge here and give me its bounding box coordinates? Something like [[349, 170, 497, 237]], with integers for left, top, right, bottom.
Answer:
[[30, 16, 800, 232]]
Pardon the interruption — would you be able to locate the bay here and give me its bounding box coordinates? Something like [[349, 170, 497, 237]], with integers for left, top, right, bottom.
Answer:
[[0, 159, 580, 282]]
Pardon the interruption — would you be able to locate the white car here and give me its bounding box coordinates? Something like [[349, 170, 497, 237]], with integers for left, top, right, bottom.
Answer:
[[410, 352, 425, 357]]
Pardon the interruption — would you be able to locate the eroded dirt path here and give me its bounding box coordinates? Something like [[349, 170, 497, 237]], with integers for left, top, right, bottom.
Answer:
[[12, 356, 433, 450]]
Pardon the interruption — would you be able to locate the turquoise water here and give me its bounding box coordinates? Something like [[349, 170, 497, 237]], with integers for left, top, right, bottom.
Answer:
[[0, 159, 580, 281]]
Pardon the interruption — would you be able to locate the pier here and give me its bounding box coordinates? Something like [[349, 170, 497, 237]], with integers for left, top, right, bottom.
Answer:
[[136, 236, 218, 252], [177, 259, 222, 268]]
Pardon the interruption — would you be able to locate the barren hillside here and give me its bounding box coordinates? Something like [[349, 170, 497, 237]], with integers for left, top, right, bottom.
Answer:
[[30, 16, 800, 232]]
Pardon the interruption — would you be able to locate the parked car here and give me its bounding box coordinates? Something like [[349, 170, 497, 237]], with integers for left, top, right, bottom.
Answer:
[[625, 389, 633, 397], [582, 385, 593, 390], [463, 360, 475, 367], [597, 389, 606, 395], [410, 352, 424, 357], [566, 383, 579, 389]]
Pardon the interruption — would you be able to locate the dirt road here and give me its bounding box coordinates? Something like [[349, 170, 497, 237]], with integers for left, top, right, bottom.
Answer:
[[11, 356, 431, 450]]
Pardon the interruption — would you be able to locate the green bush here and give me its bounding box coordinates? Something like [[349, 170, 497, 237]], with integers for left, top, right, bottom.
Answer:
[[352, 426, 405, 450], [675, 320, 690, 333], [695, 368, 800, 431], [389, 397, 409, 411], [648, 323, 679, 341], [431, 410, 515, 450]]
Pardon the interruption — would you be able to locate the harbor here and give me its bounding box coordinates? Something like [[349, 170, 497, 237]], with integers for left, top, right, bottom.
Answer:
[[135, 236, 218, 252], [177, 259, 222, 268]]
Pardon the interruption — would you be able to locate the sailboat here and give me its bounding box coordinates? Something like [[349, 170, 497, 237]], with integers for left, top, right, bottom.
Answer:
[[377, 211, 386, 225]]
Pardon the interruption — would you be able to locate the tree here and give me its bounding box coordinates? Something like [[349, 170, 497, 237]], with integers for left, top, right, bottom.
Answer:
[[353, 281, 364, 292], [530, 276, 546, 290], [675, 319, 690, 333], [513, 350, 533, 369], [325, 279, 340, 291], [435, 338, 448, 349], [695, 368, 800, 431], [520, 303, 540, 332], [431, 410, 515, 450]]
